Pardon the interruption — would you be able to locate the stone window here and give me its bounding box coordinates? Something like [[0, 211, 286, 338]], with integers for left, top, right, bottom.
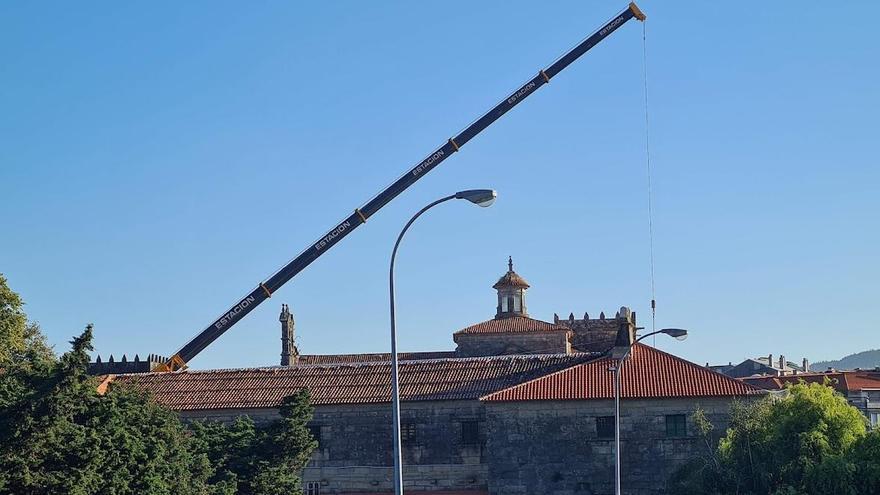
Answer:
[[596, 416, 615, 439], [401, 422, 417, 443], [304, 481, 321, 495], [461, 420, 480, 444], [308, 424, 322, 444], [665, 414, 687, 437]]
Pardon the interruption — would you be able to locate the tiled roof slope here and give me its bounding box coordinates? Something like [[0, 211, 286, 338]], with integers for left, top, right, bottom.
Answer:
[[113, 354, 595, 411], [742, 370, 880, 393], [454, 316, 569, 336], [298, 351, 456, 365], [482, 343, 762, 402], [493, 270, 529, 289]]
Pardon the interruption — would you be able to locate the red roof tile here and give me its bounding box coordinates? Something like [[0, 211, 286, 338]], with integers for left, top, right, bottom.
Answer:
[[845, 371, 880, 390], [454, 317, 570, 336], [113, 354, 594, 411], [481, 344, 762, 402], [742, 370, 880, 393], [493, 270, 529, 289], [298, 351, 457, 365]]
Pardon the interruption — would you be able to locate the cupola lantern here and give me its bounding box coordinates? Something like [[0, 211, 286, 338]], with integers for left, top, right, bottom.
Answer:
[[493, 257, 529, 319]]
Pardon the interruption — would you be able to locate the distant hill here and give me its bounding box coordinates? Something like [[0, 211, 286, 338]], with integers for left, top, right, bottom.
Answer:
[[813, 349, 880, 371]]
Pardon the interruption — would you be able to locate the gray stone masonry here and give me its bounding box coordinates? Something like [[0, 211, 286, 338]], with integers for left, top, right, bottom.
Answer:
[[484, 398, 748, 495], [557, 313, 623, 353], [180, 396, 755, 495], [183, 401, 489, 495], [454, 332, 570, 358]]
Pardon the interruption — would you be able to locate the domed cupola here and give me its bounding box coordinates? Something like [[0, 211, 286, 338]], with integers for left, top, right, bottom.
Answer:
[[494, 257, 529, 319]]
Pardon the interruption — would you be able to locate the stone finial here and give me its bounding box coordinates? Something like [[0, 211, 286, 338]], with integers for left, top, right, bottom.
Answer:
[[583, 312, 589, 320], [553, 313, 559, 324], [568, 313, 574, 324], [280, 303, 298, 366], [599, 312, 605, 320], [134, 354, 140, 362], [96, 354, 102, 363], [121, 354, 127, 363], [280, 303, 291, 322], [108, 354, 114, 363], [508, 256, 513, 272]]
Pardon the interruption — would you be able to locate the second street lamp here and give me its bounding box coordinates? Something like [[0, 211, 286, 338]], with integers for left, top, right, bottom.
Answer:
[[611, 327, 689, 495], [388, 189, 497, 495]]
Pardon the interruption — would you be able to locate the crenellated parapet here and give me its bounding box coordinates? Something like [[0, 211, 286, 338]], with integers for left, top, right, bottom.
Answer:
[[88, 353, 169, 374], [554, 308, 633, 353]]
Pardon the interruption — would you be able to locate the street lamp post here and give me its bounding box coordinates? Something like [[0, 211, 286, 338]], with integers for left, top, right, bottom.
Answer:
[[611, 327, 687, 495], [388, 189, 497, 495]]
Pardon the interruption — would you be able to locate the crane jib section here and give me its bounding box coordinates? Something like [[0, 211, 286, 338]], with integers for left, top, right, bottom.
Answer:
[[168, 3, 644, 369]]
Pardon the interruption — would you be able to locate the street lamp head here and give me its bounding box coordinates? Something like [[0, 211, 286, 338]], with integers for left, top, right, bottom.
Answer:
[[455, 189, 497, 207], [660, 328, 688, 341]]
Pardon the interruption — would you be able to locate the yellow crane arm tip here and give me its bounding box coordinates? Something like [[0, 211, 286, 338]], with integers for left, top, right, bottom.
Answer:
[[629, 2, 647, 22]]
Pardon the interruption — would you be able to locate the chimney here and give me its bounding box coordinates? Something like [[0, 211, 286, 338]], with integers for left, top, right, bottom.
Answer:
[[611, 307, 635, 360], [802, 358, 810, 373], [279, 304, 299, 366], [778, 355, 785, 369], [768, 354, 772, 367]]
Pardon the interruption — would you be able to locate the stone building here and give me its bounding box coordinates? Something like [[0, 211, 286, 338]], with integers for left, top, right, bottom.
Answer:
[[711, 354, 809, 378], [108, 260, 762, 495]]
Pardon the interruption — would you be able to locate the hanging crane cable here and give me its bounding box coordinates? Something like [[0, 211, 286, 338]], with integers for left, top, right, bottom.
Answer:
[[641, 21, 658, 346]]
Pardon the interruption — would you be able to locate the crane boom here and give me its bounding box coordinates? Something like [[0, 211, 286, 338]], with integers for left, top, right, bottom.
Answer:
[[158, 2, 646, 371]]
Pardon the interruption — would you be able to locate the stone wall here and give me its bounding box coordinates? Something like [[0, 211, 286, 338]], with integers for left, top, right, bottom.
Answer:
[[183, 401, 489, 495], [178, 396, 753, 495], [454, 332, 570, 358], [557, 316, 620, 353], [484, 398, 745, 495]]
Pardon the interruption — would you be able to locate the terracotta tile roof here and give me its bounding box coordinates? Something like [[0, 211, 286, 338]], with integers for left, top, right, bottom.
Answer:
[[481, 343, 763, 402], [298, 351, 457, 365], [454, 317, 570, 336], [112, 354, 595, 411], [493, 270, 529, 289], [845, 371, 880, 390], [742, 370, 880, 393]]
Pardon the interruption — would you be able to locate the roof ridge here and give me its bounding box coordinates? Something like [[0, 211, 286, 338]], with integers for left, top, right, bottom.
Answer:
[[482, 342, 764, 402], [300, 350, 454, 357], [129, 352, 597, 376], [454, 316, 570, 336], [632, 343, 764, 392]]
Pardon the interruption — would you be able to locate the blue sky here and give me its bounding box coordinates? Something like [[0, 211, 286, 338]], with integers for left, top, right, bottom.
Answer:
[[2, 1, 878, 370]]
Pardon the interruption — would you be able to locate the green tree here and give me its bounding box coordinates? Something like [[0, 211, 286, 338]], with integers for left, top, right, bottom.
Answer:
[[0, 275, 317, 495], [188, 390, 318, 495], [850, 429, 880, 495], [0, 325, 212, 495], [670, 382, 878, 495], [0, 273, 54, 369], [0, 274, 56, 414]]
